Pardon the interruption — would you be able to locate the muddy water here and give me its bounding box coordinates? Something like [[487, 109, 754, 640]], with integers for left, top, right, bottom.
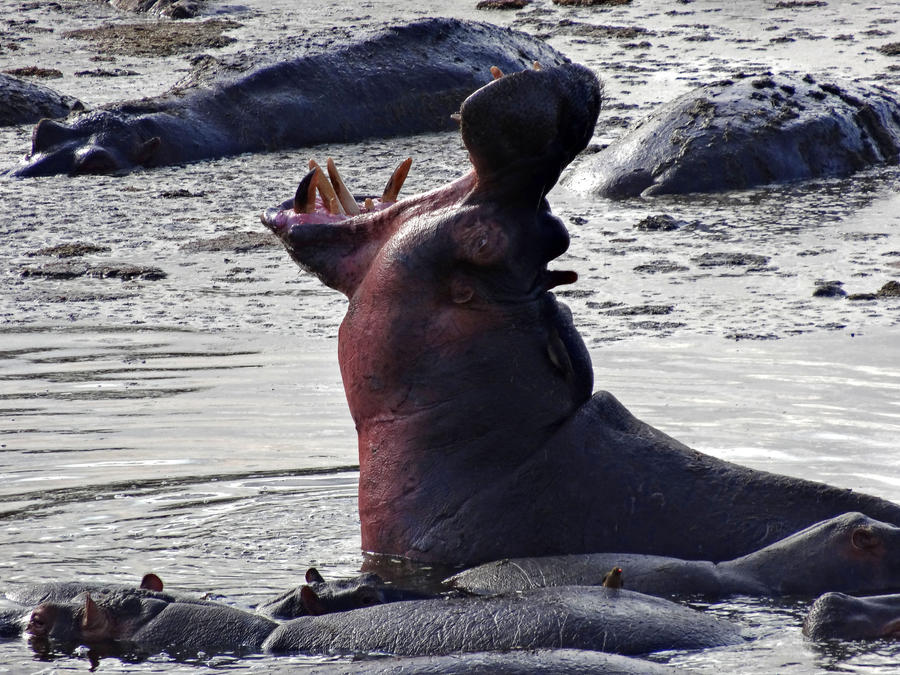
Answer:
[[1, 0, 899, 671]]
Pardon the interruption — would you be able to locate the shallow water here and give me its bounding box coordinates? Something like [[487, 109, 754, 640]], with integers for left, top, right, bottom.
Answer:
[[1, 0, 899, 671]]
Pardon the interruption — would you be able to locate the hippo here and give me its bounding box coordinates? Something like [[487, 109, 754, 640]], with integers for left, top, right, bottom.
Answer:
[[255, 567, 434, 619], [27, 591, 276, 657], [262, 586, 743, 656], [0, 73, 83, 127], [0, 573, 209, 638], [262, 60, 900, 568], [262, 61, 900, 568], [565, 72, 900, 197], [10, 18, 568, 177], [804, 591, 900, 641], [28, 583, 740, 661], [448, 513, 900, 598]]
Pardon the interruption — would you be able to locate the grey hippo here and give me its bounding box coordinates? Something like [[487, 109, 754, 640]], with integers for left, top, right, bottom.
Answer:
[[566, 72, 900, 197], [26, 584, 741, 659], [10, 18, 566, 177], [262, 61, 900, 568], [448, 513, 900, 598], [804, 591, 900, 641]]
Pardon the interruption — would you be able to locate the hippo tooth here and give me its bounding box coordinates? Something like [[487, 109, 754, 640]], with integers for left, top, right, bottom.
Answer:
[[326, 158, 361, 216], [293, 168, 318, 214], [533, 61, 542, 71], [490, 66, 504, 80], [450, 113, 462, 124], [308, 160, 345, 215], [364, 197, 375, 211], [381, 157, 412, 203]]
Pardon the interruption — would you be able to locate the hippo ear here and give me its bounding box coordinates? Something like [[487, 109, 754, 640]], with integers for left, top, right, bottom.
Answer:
[[305, 567, 325, 584], [851, 527, 881, 552], [299, 585, 327, 616], [136, 136, 161, 166], [32, 118, 77, 153], [140, 573, 164, 592], [81, 593, 103, 631]]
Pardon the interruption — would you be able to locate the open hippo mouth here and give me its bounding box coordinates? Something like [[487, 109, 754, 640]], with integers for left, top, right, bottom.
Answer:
[[261, 61, 602, 297]]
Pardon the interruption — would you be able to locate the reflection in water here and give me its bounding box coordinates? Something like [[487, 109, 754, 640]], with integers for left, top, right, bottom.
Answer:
[[0, 327, 897, 671]]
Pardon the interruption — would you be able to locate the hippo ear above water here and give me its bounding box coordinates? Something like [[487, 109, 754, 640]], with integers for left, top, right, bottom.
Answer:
[[140, 573, 164, 592], [299, 585, 326, 615]]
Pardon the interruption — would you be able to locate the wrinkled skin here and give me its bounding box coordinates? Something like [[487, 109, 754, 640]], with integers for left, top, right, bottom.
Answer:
[[255, 567, 434, 619], [804, 592, 900, 641], [263, 61, 900, 567], [10, 18, 567, 177], [449, 513, 900, 598], [27, 591, 276, 657], [566, 72, 900, 197], [262, 586, 742, 656], [1, 573, 206, 638]]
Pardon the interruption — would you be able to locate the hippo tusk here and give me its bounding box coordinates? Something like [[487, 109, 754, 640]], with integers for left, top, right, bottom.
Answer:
[[293, 168, 318, 214], [381, 157, 412, 203], [450, 112, 462, 124], [326, 158, 361, 216], [364, 197, 375, 211], [309, 160, 344, 215], [490, 66, 504, 80]]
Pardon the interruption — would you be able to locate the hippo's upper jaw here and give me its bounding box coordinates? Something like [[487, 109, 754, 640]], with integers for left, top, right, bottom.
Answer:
[[262, 63, 602, 297]]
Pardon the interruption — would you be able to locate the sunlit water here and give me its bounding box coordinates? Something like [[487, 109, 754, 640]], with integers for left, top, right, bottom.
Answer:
[[1, 0, 899, 671]]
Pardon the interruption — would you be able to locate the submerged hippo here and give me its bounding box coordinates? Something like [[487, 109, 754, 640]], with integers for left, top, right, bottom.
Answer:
[[10, 18, 567, 177], [804, 591, 900, 641], [255, 567, 433, 619], [566, 72, 900, 197], [449, 513, 900, 598], [262, 586, 742, 657], [28, 583, 740, 660], [0, 573, 207, 637], [262, 61, 900, 567]]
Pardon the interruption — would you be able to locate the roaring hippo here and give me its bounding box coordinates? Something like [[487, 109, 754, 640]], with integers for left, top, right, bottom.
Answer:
[[0, 73, 83, 127], [804, 591, 900, 641], [448, 513, 900, 598], [10, 18, 567, 177], [262, 61, 900, 567], [262, 586, 743, 656], [255, 567, 434, 619], [566, 72, 900, 197]]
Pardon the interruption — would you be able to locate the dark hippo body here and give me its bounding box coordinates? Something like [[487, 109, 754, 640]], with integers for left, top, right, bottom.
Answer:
[[263, 62, 900, 568], [255, 568, 434, 619], [449, 513, 900, 598], [262, 586, 743, 656], [0, 73, 82, 127], [567, 72, 900, 197], [11, 18, 567, 177], [804, 592, 900, 641]]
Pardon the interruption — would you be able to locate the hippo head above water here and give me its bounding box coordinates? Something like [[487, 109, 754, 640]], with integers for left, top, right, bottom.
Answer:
[[13, 113, 162, 177], [264, 62, 900, 567]]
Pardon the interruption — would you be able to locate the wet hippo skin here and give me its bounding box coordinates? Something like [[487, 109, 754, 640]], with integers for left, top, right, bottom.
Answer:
[[263, 62, 900, 567]]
